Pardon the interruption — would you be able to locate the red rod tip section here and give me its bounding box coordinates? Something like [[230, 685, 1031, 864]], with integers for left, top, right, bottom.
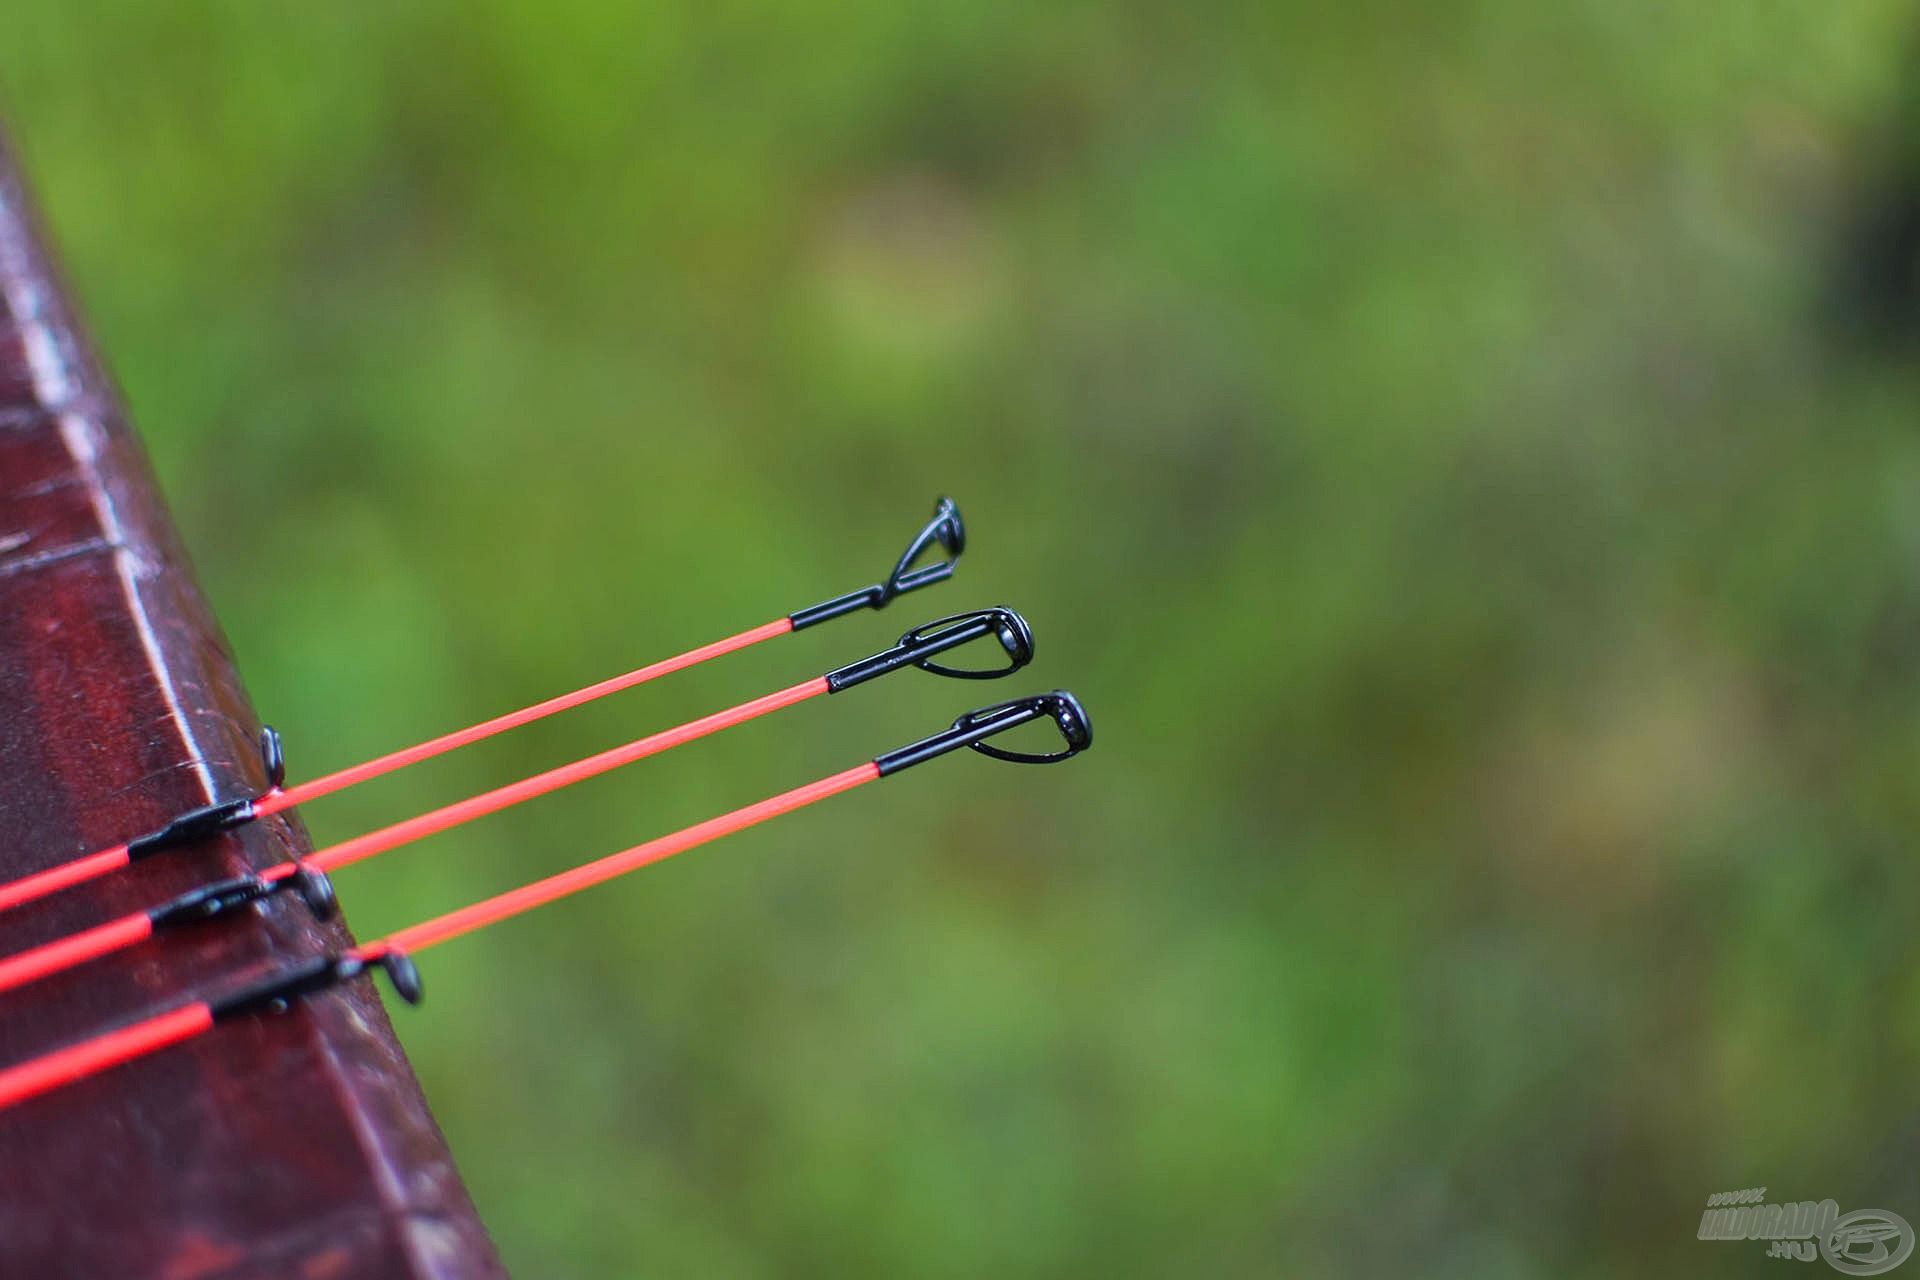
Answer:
[[0, 758, 883, 1112], [0, 912, 153, 996], [285, 677, 830, 880], [0, 845, 131, 914], [0, 616, 801, 916], [0, 1002, 213, 1112], [384, 761, 881, 956], [264, 617, 796, 813]]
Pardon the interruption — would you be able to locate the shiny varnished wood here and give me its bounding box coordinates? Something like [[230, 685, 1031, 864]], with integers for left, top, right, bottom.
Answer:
[[0, 129, 504, 1278]]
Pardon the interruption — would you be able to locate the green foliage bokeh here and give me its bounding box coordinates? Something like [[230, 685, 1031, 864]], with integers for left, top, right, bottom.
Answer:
[[9, 4, 1920, 1275]]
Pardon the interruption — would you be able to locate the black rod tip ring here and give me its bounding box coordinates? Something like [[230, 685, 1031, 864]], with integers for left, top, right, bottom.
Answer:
[[932, 495, 965, 556], [258, 726, 286, 791], [380, 951, 425, 1005]]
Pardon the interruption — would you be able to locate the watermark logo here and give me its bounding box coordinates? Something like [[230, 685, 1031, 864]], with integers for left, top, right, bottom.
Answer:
[[1699, 1188, 1914, 1275]]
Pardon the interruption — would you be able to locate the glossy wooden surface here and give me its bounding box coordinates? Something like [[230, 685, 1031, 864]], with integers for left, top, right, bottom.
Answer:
[[0, 130, 504, 1278]]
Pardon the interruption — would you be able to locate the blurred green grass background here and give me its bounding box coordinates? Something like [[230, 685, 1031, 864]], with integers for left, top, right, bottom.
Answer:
[[10, 3, 1920, 1275]]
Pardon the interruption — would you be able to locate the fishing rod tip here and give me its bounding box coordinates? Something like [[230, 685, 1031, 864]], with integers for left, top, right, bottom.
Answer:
[[967, 689, 1090, 764], [1047, 690, 1093, 754], [874, 689, 1093, 775], [932, 496, 965, 556]]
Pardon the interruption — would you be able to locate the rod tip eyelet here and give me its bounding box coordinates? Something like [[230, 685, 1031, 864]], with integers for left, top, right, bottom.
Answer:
[[1049, 690, 1092, 754], [933, 496, 965, 555], [292, 868, 338, 921], [380, 951, 424, 1005], [993, 608, 1034, 671], [961, 690, 1091, 764], [258, 726, 286, 791]]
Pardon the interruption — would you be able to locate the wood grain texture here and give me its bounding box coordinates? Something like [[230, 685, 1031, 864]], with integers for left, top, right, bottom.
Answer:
[[0, 128, 505, 1279]]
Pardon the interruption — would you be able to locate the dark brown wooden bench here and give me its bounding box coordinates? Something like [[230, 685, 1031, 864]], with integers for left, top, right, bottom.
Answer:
[[0, 125, 502, 1279]]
